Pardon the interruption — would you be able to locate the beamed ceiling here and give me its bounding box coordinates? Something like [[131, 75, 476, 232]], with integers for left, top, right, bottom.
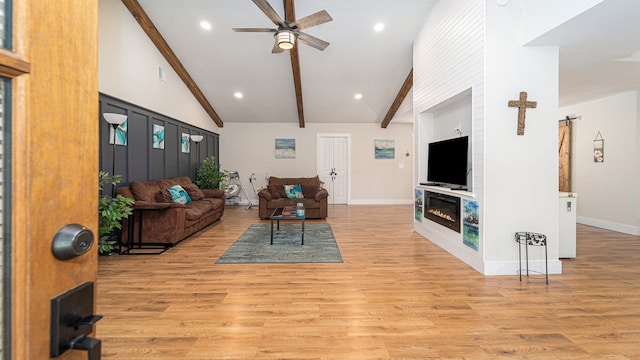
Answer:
[[122, 0, 640, 128]]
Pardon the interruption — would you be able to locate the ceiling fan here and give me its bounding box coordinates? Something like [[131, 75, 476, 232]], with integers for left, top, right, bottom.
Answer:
[[233, 0, 333, 53]]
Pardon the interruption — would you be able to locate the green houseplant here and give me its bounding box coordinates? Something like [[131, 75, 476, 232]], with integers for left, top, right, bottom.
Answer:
[[98, 171, 134, 255], [195, 156, 229, 190]]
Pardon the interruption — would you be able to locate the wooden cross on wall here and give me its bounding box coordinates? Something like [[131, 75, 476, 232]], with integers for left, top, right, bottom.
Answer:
[[508, 91, 537, 135]]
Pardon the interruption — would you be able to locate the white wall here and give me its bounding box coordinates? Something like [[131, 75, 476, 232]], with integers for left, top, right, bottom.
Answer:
[[414, 0, 562, 276], [98, 0, 414, 205], [484, 0, 560, 275], [560, 91, 639, 235], [219, 123, 414, 205], [521, 0, 605, 44], [414, 0, 486, 272], [98, 0, 218, 132]]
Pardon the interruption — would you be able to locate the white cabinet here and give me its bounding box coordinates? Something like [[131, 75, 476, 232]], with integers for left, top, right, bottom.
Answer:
[[559, 192, 577, 258]]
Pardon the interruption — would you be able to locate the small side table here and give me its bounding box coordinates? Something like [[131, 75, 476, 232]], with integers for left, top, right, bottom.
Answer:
[[515, 232, 548, 284], [121, 204, 171, 255]]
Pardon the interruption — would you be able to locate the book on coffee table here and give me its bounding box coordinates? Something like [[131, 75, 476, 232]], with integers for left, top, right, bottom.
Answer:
[[281, 206, 297, 216]]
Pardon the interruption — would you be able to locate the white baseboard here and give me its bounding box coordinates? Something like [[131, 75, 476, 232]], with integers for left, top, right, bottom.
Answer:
[[577, 216, 640, 236], [483, 259, 563, 276], [348, 199, 413, 205], [415, 224, 563, 276]]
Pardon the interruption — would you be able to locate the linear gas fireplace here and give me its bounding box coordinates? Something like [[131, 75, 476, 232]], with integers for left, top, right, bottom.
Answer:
[[425, 191, 461, 233]]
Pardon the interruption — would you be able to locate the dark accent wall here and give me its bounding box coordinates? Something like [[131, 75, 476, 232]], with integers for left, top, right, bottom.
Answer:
[[99, 93, 220, 195]]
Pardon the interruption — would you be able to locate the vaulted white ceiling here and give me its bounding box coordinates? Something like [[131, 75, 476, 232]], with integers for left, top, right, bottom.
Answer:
[[135, 0, 640, 127], [137, 0, 432, 126]]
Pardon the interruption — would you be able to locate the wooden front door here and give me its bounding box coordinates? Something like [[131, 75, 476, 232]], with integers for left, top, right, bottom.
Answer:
[[7, 1, 99, 358]]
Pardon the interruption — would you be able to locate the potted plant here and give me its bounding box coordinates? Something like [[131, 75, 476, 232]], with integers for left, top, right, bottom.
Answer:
[[195, 156, 229, 190], [98, 171, 134, 255]]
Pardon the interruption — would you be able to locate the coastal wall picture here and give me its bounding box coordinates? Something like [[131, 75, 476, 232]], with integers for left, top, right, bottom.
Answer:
[[374, 139, 395, 159], [462, 199, 479, 250], [109, 120, 128, 146], [415, 188, 423, 222], [275, 138, 296, 159], [152, 124, 165, 149], [181, 133, 190, 153]]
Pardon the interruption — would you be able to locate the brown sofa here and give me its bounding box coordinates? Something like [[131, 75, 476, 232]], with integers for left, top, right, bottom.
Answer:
[[116, 176, 225, 247], [258, 176, 328, 219]]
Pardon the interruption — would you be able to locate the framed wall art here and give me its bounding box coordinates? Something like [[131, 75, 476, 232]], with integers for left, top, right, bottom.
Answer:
[[109, 120, 128, 146], [152, 124, 165, 149], [462, 199, 479, 251], [374, 139, 395, 159], [275, 138, 296, 159], [181, 133, 190, 153], [593, 131, 604, 163]]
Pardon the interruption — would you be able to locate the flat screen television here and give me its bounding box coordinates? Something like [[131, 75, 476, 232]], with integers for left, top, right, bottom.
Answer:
[[427, 136, 469, 189]]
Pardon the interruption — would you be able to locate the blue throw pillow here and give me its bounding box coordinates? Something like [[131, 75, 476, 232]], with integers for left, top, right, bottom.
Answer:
[[283, 184, 304, 199], [167, 184, 191, 204]]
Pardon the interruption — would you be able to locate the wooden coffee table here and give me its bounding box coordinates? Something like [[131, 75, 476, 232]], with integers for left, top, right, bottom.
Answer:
[[270, 206, 305, 245]]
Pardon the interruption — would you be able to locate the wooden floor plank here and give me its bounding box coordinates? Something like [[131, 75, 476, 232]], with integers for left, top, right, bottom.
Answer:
[[97, 205, 640, 359]]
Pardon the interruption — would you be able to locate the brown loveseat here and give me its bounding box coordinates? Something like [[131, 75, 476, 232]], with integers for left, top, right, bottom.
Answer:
[[116, 176, 225, 247], [258, 175, 328, 219]]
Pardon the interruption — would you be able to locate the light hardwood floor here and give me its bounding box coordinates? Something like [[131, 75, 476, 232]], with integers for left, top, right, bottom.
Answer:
[[97, 205, 640, 359]]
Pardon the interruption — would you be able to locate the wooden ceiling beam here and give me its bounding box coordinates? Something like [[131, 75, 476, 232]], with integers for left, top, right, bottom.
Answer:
[[381, 68, 413, 128], [285, 0, 305, 128], [121, 0, 224, 127]]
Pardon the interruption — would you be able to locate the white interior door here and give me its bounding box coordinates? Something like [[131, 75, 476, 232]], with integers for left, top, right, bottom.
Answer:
[[317, 135, 349, 204]]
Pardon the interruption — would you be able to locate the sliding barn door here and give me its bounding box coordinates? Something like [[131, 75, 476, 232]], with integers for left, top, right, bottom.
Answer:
[[559, 121, 572, 192]]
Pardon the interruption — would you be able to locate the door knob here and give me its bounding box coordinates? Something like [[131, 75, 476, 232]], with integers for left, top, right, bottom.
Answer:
[[52, 223, 94, 260]]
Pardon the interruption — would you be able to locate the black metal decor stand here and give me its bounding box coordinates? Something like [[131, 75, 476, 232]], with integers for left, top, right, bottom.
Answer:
[[515, 232, 548, 284]]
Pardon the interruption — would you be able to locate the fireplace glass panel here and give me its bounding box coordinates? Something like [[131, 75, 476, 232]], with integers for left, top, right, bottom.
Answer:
[[425, 191, 461, 233]]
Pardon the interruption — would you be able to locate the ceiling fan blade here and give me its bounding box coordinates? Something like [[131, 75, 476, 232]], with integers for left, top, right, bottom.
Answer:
[[232, 28, 276, 33], [290, 10, 333, 30], [252, 0, 285, 26], [297, 32, 330, 51], [271, 41, 285, 54]]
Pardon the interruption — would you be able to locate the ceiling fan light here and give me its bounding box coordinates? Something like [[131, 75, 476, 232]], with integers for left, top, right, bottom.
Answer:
[[276, 30, 296, 50]]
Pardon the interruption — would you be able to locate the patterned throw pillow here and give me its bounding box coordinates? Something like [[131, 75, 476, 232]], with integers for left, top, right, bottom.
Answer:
[[283, 184, 304, 199], [182, 183, 205, 201], [155, 189, 173, 203], [167, 184, 192, 204]]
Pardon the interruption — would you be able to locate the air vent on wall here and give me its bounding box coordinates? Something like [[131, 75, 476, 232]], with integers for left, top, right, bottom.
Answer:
[[157, 66, 167, 82]]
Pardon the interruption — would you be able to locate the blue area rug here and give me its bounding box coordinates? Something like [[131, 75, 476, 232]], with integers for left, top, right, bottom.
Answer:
[[216, 223, 342, 264]]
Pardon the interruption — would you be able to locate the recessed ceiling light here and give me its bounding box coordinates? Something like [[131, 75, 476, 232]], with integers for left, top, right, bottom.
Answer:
[[200, 21, 212, 31], [354, 93, 363, 100], [234, 92, 243, 99], [374, 23, 385, 32]]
